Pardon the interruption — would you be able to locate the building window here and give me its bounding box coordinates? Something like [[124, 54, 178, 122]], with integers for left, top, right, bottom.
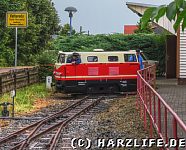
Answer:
[[87, 56, 98, 62], [108, 56, 118, 62], [124, 54, 137, 62]]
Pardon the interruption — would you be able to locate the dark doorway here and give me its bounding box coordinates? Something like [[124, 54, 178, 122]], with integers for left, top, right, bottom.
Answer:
[[166, 35, 177, 78]]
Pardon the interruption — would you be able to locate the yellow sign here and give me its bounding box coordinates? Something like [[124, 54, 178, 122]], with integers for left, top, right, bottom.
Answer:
[[6, 11, 28, 28]]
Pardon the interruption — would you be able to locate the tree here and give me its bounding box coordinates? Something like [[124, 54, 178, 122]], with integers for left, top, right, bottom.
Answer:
[[0, 0, 60, 66], [134, 21, 153, 34], [59, 24, 76, 36], [140, 0, 186, 32]]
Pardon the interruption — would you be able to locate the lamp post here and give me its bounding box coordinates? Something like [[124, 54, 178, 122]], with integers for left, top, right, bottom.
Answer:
[[65, 7, 77, 36]]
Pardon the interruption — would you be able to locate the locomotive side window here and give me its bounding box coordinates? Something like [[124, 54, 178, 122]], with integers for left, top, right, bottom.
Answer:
[[108, 56, 118, 62], [58, 54, 65, 63], [87, 56, 98, 62], [124, 54, 137, 62]]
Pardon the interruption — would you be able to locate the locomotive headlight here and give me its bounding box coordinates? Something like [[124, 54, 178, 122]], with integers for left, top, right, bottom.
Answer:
[[53, 71, 62, 76]]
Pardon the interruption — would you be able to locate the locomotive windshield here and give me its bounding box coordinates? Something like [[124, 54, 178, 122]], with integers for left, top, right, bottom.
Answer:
[[57, 54, 65, 63]]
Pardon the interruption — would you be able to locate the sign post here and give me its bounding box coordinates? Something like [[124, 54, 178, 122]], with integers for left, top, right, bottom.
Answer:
[[6, 11, 28, 117], [6, 11, 28, 67], [15, 27, 18, 67]]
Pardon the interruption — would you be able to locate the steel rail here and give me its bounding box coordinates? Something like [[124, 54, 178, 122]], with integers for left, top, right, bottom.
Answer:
[[49, 96, 103, 150], [0, 96, 88, 146], [21, 95, 88, 145], [16, 96, 103, 150]]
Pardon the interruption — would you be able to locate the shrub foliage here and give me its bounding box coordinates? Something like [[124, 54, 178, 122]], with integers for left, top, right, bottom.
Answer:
[[52, 34, 166, 75]]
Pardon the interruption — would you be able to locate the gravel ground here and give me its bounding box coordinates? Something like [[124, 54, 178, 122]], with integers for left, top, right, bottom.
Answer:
[[63, 95, 159, 150], [0, 94, 159, 150]]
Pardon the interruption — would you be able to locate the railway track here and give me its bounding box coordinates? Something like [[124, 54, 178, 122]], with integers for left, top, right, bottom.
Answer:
[[0, 96, 104, 150]]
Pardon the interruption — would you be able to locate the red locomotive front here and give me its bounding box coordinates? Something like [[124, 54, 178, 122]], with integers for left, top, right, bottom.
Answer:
[[54, 50, 141, 94]]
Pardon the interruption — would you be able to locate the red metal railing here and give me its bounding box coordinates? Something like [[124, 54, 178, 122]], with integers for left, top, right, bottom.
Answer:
[[137, 65, 186, 149]]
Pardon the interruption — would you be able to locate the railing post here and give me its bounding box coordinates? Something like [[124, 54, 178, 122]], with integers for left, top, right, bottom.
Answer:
[[144, 84, 147, 130], [140, 77, 143, 118], [136, 74, 138, 109], [173, 118, 178, 150], [158, 98, 161, 133], [149, 89, 153, 137], [164, 107, 168, 144], [153, 65, 156, 88], [154, 94, 156, 124]]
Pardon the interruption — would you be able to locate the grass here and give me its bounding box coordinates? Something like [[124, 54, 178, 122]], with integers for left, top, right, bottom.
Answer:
[[0, 83, 50, 115]]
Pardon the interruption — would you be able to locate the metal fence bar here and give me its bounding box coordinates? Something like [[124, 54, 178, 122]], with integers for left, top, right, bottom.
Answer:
[[173, 117, 178, 150], [164, 107, 168, 144], [137, 65, 186, 150], [154, 93, 156, 124], [158, 98, 162, 133], [149, 88, 153, 138]]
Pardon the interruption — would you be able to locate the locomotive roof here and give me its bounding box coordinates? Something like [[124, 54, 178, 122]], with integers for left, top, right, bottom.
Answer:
[[58, 50, 139, 55]]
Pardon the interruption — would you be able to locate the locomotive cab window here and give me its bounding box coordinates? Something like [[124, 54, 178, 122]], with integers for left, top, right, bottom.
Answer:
[[66, 55, 72, 63], [66, 53, 81, 64], [108, 56, 118, 62], [58, 54, 65, 63], [87, 56, 98, 62], [124, 54, 137, 62]]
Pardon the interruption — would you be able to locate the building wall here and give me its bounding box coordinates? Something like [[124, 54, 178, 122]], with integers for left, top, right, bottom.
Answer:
[[179, 29, 186, 79]]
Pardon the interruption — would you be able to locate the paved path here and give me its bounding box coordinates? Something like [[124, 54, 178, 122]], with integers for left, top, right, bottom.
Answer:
[[156, 78, 186, 124]]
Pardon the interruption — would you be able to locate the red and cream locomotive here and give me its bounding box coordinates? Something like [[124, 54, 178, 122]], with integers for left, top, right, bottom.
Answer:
[[53, 49, 146, 93]]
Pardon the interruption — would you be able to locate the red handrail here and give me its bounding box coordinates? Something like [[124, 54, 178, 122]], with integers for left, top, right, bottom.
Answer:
[[137, 65, 186, 149]]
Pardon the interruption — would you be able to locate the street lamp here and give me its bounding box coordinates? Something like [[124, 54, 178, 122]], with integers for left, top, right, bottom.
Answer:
[[65, 7, 77, 36]]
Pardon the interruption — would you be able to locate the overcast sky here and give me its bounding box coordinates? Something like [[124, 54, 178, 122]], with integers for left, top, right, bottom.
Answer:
[[52, 0, 172, 34]]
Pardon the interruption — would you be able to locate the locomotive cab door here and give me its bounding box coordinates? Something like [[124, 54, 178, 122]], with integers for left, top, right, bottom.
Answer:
[[64, 53, 83, 93]]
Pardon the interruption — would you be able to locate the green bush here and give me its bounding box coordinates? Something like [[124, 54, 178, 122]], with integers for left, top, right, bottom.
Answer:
[[52, 34, 166, 75], [35, 51, 57, 81], [36, 50, 57, 65]]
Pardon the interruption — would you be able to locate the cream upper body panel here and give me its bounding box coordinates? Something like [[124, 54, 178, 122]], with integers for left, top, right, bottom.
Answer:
[[56, 51, 139, 65]]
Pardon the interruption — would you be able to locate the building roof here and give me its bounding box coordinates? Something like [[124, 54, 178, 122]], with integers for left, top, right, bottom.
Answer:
[[126, 1, 175, 35], [124, 25, 138, 34], [126, 2, 157, 8]]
